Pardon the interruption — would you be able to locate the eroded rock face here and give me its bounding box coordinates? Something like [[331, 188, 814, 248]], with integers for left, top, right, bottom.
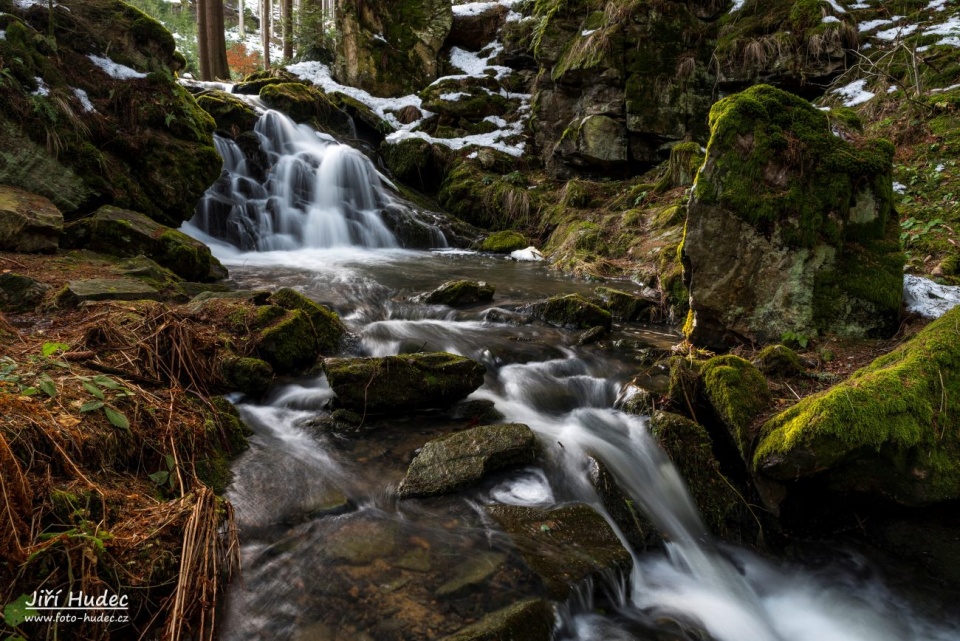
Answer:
[[0, 186, 63, 253], [335, 0, 453, 97], [0, 1, 220, 225], [682, 85, 903, 348], [440, 599, 554, 641]]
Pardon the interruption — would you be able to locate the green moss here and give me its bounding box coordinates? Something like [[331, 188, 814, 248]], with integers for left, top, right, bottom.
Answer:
[[255, 309, 321, 374], [701, 355, 771, 459], [220, 355, 274, 396], [381, 138, 450, 195], [196, 396, 252, 494], [533, 293, 612, 330], [268, 287, 346, 354], [755, 306, 960, 504], [196, 91, 259, 134], [259, 82, 353, 136], [753, 344, 803, 377], [594, 286, 654, 322], [480, 230, 528, 253], [421, 280, 495, 306]]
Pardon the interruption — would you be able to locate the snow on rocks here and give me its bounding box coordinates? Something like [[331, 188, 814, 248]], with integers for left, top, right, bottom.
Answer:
[[729, 0, 745, 12], [31, 76, 49, 97], [88, 54, 147, 80], [904, 275, 960, 318], [833, 79, 875, 106], [71, 87, 95, 112]]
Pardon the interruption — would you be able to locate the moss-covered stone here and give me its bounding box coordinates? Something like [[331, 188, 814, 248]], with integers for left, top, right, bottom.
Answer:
[[323, 352, 486, 414], [0, 272, 50, 313], [57, 277, 163, 306], [381, 137, 451, 195], [258, 82, 353, 137], [197, 396, 252, 494], [255, 309, 321, 374], [62, 206, 225, 282], [754, 306, 960, 506], [753, 344, 803, 377], [437, 156, 532, 230], [593, 286, 655, 322], [0, 185, 63, 253], [220, 355, 274, 397], [196, 90, 259, 135], [530, 293, 612, 330], [417, 280, 495, 307], [419, 76, 514, 120], [397, 423, 541, 498], [683, 84, 903, 348], [440, 599, 554, 641], [480, 230, 528, 253], [486, 503, 632, 599], [700, 355, 771, 461], [231, 69, 301, 94], [267, 287, 346, 354]]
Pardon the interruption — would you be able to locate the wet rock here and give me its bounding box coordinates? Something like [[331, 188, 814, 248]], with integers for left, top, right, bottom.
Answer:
[[576, 325, 607, 345], [232, 69, 301, 94], [397, 423, 541, 498], [381, 137, 451, 195], [682, 85, 903, 349], [396, 547, 432, 572], [558, 114, 628, 168], [63, 206, 225, 282], [440, 599, 554, 641], [699, 355, 771, 462], [529, 293, 612, 330], [323, 352, 486, 414], [57, 278, 162, 306], [189, 289, 272, 305], [220, 356, 274, 397], [196, 90, 259, 135], [330, 91, 395, 139], [325, 519, 398, 564], [754, 305, 960, 507], [480, 231, 528, 254], [486, 503, 632, 599], [255, 309, 322, 374], [753, 344, 804, 378], [436, 551, 506, 597], [448, 399, 505, 425], [335, 0, 452, 97], [259, 83, 354, 137], [587, 456, 657, 552], [268, 288, 346, 354], [416, 280, 495, 307], [594, 286, 656, 322], [0, 186, 62, 253], [0, 272, 49, 313]]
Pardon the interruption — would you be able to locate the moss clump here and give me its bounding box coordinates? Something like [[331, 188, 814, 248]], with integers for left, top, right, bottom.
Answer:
[[594, 286, 655, 322], [197, 396, 252, 493], [437, 156, 532, 230], [196, 90, 259, 135], [420, 280, 495, 306], [532, 293, 612, 330], [220, 355, 274, 397], [700, 355, 771, 459], [480, 230, 528, 253], [268, 287, 346, 354], [259, 82, 353, 137], [754, 306, 960, 506], [380, 137, 450, 195], [753, 344, 803, 377], [255, 309, 321, 374]]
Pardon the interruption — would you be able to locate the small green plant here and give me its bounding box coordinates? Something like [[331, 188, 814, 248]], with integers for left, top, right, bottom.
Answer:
[[781, 330, 810, 349], [78, 375, 132, 430], [149, 454, 178, 490]]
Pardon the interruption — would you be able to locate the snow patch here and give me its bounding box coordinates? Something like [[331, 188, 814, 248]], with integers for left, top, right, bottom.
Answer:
[[822, 15, 841, 23], [925, 14, 960, 46], [927, 0, 948, 11], [874, 23, 919, 40], [935, 163, 945, 172], [510, 246, 543, 261], [893, 182, 907, 194], [439, 92, 469, 101], [71, 87, 95, 112], [452, 1, 498, 16], [859, 17, 900, 32], [904, 275, 960, 318], [848, 1, 870, 8], [0, 30, 5, 40], [581, 28, 597, 36], [823, 0, 846, 13], [729, 0, 745, 12], [31, 76, 49, 97], [833, 78, 875, 106], [448, 45, 511, 79], [14, 0, 51, 8], [88, 54, 147, 80]]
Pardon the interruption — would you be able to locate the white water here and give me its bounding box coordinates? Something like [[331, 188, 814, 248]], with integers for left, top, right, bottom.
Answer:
[[190, 110, 445, 251]]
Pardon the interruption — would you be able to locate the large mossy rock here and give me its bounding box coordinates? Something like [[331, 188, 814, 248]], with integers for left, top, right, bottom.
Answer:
[[753, 306, 960, 507], [682, 85, 903, 349], [258, 82, 354, 137], [334, 0, 453, 97], [0, 3, 219, 225], [63, 206, 225, 282], [486, 503, 632, 599], [419, 77, 514, 120], [530, 293, 612, 330], [416, 280, 495, 307], [196, 90, 259, 136], [0, 272, 50, 312], [323, 352, 486, 413], [0, 185, 63, 252], [699, 355, 771, 461], [397, 423, 541, 498], [440, 599, 554, 641], [380, 137, 451, 195], [267, 288, 346, 354]]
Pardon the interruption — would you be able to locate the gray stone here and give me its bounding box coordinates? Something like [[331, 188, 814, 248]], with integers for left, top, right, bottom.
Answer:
[[57, 278, 161, 306], [0, 186, 63, 253], [0, 272, 50, 312], [440, 599, 554, 641]]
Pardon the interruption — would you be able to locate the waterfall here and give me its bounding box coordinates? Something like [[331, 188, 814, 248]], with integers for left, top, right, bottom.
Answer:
[[189, 109, 446, 251]]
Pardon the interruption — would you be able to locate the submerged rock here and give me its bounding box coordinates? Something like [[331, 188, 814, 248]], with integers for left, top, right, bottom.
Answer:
[[0, 186, 63, 253], [63, 206, 225, 282], [323, 352, 486, 414], [486, 503, 632, 599], [529, 293, 612, 330], [682, 85, 903, 348], [397, 423, 541, 498], [440, 599, 554, 641], [416, 280, 495, 307], [754, 305, 960, 507]]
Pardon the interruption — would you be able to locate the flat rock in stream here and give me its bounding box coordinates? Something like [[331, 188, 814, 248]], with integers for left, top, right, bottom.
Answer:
[[397, 423, 541, 498], [323, 352, 485, 414], [529, 293, 612, 330], [415, 280, 495, 306], [57, 278, 162, 306], [486, 503, 632, 599], [440, 599, 554, 641]]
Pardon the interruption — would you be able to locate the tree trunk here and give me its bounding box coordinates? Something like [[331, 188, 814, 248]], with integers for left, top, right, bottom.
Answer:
[[197, 0, 230, 80], [197, 0, 211, 79], [238, 0, 244, 40], [262, 0, 271, 69], [282, 0, 293, 60]]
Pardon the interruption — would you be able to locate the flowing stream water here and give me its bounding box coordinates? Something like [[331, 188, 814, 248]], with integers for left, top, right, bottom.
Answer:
[[184, 111, 960, 641]]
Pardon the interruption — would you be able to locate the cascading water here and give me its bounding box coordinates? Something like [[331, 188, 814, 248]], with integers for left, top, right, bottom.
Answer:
[[188, 109, 446, 251], [186, 114, 960, 641]]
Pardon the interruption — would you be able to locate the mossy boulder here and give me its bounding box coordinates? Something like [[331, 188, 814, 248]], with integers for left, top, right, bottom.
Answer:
[[700, 355, 771, 461], [437, 156, 530, 230], [486, 503, 632, 599], [419, 76, 514, 120], [753, 344, 803, 377], [63, 206, 225, 282], [323, 352, 486, 414], [683, 85, 903, 349], [0, 3, 219, 225], [231, 69, 301, 95], [381, 137, 451, 195], [530, 293, 612, 330], [219, 356, 274, 397], [329, 91, 395, 140], [648, 411, 744, 541], [446, 3, 508, 51], [57, 278, 162, 306], [334, 0, 453, 97], [594, 286, 656, 322], [197, 396, 252, 494], [440, 599, 554, 641], [397, 423, 541, 498], [255, 309, 321, 374], [196, 90, 259, 135], [0, 185, 63, 253], [258, 82, 353, 137], [0, 272, 50, 313], [416, 280, 495, 307], [480, 231, 528, 253], [556, 115, 628, 168], [267, 287, 346, 354], [754, 306, 960, 507]]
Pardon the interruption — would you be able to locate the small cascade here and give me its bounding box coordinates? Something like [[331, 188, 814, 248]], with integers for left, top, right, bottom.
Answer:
[[189, 109, 447, 251]]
